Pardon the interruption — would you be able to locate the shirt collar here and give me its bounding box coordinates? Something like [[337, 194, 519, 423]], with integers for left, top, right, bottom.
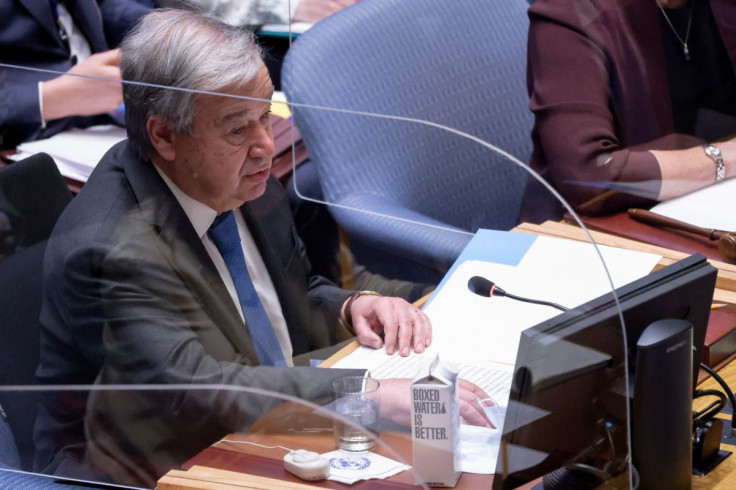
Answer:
[[153, 164, 218, 239]]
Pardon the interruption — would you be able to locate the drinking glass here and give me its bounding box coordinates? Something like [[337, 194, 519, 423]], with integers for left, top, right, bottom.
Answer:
[[332, 376, 380, 452]]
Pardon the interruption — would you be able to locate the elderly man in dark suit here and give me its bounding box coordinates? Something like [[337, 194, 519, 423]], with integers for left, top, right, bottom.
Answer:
[[0, 0, 151, 149], [33, 9, 491, 488]]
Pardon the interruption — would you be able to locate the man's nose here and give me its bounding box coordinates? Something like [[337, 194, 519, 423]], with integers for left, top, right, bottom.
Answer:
[[250, 126, 275, 159]]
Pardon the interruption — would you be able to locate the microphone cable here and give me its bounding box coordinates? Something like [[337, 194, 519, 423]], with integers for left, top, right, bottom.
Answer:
[[467, 276, 569, 312]]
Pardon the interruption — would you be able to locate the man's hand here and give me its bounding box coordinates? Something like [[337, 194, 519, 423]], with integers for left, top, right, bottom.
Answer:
[[42, 49, 123, 122], [350, 295, 431, 356], [379, 378, 495, 428], [292, 0, 359, 23]]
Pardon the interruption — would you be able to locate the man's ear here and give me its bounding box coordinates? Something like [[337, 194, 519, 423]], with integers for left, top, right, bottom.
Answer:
[[147, 115, 177, 162]]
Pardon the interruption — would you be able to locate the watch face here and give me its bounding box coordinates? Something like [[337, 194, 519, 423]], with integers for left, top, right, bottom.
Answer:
[[706, 145, 722, 159]]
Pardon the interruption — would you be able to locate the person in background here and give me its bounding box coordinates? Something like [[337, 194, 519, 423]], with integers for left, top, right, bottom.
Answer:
[[0, 0, 150, 150], [0, 0, 422, 296], [161, 0, 359, 25], [520, 0, 736, 224], [34, 10, 491, 487], [0, 0, 354, 150]]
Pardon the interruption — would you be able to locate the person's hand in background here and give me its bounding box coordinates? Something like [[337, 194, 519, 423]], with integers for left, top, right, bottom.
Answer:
[[292, 0, 358, 23], [41, 49, 123, 122]]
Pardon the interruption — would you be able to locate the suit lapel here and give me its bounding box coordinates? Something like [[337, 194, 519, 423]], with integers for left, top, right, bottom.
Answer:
[[120, 143, 260, 362], [18, 0, 62, 48], [65, 0, 109, 52]]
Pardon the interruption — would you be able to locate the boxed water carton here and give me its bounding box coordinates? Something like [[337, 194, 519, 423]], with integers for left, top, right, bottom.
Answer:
[[410, 355, 461, 487]]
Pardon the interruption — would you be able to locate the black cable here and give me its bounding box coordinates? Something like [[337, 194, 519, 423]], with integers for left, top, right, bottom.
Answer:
[[692, 389, 726, 427], [502, 291, 569, 312], [700, 362, 736, 435], [467, 276, 569, 312]]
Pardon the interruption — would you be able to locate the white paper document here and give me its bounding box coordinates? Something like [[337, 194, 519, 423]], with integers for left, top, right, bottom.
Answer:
[[335, 235, 661, 374], [650, 178, 736, 232], [331, 232, 661, 475], [12, 125, 126, 182], [259, 22, 313, 35]]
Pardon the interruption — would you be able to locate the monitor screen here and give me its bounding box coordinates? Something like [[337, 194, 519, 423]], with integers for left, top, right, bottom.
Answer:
[[493, 253, 717, 489]]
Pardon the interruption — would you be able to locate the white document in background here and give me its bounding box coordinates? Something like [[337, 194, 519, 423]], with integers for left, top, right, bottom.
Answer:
[[650, 178, 736, 232], [259, 22, 313, 35], [12, 125, 127, 182]]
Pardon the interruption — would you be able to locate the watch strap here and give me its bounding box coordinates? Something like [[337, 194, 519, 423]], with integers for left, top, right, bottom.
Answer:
[[704, 144, 726, 183]]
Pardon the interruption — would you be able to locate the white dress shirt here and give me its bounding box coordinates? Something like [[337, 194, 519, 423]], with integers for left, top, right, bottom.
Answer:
[[154, 165, 294, 366], [38, 2, 93, 127]]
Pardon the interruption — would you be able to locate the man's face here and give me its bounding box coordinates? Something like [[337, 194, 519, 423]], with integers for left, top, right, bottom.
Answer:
[[164, 63, 276, 212]]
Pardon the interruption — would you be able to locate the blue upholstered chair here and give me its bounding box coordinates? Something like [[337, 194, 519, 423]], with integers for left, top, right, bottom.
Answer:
[[0, 248, 93, 490], [1, 402, 91, 489], [282, 0, 533, 282], [0, 153, 73, 471], [0, 152, 73, 256], [0, 154, 91, 488]]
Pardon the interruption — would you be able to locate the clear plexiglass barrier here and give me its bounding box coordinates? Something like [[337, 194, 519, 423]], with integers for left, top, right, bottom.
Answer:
[[0, 0, 725, 489], [0, 385, 431, 488]]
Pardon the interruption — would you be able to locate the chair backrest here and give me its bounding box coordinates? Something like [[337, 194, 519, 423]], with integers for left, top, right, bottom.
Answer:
[[282, 0, 533, 234], [0, 154, 72, 472], [0, 251, 94, 486], [0, 407, 22, 470], [0, 153, 73, 254], [0, 241, 49, 471], [2, 406, 89, 489]]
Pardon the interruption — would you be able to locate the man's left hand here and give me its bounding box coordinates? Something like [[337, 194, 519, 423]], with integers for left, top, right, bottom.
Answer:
[[350, 296, 431, 356]]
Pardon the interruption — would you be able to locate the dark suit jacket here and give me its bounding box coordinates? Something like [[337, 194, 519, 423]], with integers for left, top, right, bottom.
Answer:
[[0, 0, 150, 149], [520, 0, 736, 223], [34, 141, 360, 487]]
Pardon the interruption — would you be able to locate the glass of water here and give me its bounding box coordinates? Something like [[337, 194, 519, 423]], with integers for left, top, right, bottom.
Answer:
[[332, 376, 380, 452]]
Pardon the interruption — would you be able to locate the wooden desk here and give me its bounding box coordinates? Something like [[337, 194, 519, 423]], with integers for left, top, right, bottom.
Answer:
[[160, 434, 493, 489], [158, 222, 736, 488], [516, 221, 736, 374], [159, 364, 736, 490], [564, 212, 727, 263], [158, 289, 497, 489], [159, 367, 736, 489]]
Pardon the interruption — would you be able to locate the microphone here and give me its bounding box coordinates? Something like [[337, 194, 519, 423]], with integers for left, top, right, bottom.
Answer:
[[467, 276, 569, 312]]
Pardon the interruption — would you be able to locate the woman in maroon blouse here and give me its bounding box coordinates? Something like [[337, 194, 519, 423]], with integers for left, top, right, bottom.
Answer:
[[520, 0, 736, 223]]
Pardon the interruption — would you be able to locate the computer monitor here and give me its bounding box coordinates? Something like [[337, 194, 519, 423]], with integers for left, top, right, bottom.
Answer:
[[493, 253, 718, 489]]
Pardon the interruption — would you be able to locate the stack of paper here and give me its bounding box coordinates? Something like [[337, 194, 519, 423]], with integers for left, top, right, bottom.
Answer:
[[12, 125, 127, 182], [650, 178, 736, 231], [329, 229, 662, 475], [258, 22, 313, 37], [332, 230, 662, 397]]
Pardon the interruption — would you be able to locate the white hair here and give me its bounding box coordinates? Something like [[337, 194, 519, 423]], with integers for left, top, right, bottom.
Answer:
[[120, 9, 264, 159]]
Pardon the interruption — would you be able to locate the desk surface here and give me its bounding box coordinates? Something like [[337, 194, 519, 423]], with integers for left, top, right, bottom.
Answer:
[[158, 222, 736, 489], [159, 365, 736, 490], [565, 212, 727, 263]]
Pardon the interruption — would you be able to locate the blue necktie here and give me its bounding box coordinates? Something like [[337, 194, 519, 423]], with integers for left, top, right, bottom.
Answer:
[[208, 211, 286, 367]]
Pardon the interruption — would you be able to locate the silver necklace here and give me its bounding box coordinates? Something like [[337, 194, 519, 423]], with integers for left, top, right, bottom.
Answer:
[[656, 0, 694, 61]]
